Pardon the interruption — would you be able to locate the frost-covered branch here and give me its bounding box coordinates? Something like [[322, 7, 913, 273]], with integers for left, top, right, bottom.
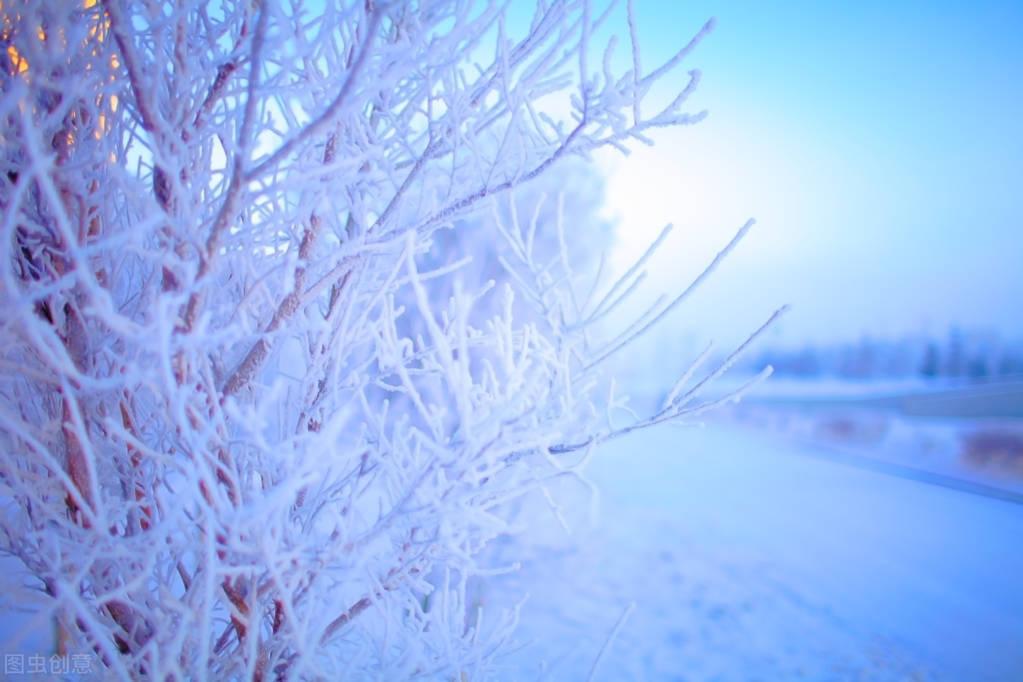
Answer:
[[0, 1, 772, 678]]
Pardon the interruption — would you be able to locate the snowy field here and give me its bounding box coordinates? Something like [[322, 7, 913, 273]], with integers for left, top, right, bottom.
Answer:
[[4, 384, 1021, 680], [489, 422, 1023, 681], [4, 421, 1020, 680]]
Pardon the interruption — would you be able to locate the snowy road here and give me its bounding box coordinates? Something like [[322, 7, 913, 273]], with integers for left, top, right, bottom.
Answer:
[[496, 424, 1023, 681]]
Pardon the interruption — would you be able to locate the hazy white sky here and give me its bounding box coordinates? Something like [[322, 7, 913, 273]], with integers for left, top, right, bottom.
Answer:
[[585, 0, 1022, 349]]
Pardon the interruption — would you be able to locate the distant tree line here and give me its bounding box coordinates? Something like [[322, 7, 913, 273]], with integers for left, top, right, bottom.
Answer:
[[748, 329, 1023, 381]]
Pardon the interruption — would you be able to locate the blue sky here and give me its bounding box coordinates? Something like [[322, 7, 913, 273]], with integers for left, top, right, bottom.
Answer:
[[581, 0, 1022, 347]]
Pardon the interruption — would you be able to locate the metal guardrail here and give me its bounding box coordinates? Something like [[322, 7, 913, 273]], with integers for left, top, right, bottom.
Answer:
[[780, 432, 1023, 506]]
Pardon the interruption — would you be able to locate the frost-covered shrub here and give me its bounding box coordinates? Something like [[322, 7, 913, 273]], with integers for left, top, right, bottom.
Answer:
[[0, 0, 777, 678], [421, 157, 611, 330]]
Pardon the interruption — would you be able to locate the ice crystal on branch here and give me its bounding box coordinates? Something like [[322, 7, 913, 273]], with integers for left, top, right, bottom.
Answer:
[[0, 0, 775, 677]]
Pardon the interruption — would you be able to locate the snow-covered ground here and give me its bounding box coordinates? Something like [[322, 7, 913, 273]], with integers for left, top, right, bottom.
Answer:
[[490, 423, 1023, 681], [4, 413, 1020, 680]]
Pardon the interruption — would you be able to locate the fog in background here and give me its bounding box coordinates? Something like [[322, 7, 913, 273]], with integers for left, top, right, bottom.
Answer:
[[581, 0, 1022, 354], [495, 9, 1023, 677]]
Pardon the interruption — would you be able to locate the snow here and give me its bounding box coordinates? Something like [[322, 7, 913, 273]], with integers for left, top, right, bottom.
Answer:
[[489, 422, 1023, 681], [719, 376, 963, 399], [0, 3, 737, 675], [2, 2, 1017, 675], [5, 420, 1020, 680]]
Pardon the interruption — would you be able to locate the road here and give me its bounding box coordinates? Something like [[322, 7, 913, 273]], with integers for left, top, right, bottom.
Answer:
[[496, 423, 1023, 681]]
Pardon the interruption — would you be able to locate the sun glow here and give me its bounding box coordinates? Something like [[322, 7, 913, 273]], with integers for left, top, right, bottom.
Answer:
[[598, 104, 814, 287]]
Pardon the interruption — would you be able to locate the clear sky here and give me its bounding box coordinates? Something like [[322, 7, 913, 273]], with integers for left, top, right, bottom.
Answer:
[[588, 0, 1022, 348]]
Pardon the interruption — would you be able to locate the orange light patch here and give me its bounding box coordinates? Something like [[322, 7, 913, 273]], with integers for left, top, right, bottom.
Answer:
[[6, 44, 27, 74]]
